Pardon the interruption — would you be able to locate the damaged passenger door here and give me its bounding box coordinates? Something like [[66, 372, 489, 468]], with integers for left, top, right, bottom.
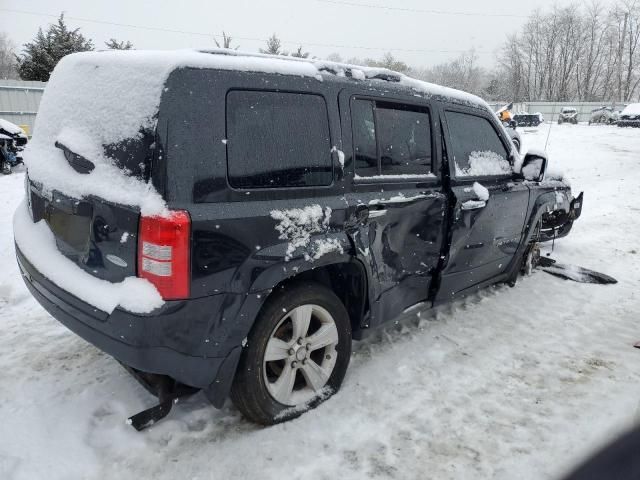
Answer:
[[436, 107, 529, 300], [339, 91, 448, 329]]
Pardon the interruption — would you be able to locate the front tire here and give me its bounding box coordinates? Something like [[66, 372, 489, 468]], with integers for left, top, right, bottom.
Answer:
[[230, 282, 352, 425]]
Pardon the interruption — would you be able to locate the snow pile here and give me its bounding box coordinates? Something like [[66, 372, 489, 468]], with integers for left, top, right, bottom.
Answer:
[[455, 151, 512, 177], [472, 181, 490, 201], [13, 201, 163, 313], [621, 103, 640, 116], [24, 49, 320, 216], [270, 205, 332, 261]]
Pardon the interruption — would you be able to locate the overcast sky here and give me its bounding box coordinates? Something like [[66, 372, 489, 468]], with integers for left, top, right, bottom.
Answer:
[[1, 0, 622, 68]]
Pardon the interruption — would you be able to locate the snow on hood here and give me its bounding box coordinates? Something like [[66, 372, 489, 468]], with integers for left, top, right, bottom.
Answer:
[[621, 103, 640, 116]]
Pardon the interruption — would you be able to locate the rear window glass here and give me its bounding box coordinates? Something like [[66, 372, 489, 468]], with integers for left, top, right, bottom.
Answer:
[[226, 91, 332, 188], [352, 99, 432, 177], [377, 105, 431, 176], [445, 111, 511, 177], [352, 100, 378, 177]]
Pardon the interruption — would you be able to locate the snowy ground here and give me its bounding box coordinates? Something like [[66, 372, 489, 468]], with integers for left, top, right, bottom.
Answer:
[[1, 123, 640, 480]]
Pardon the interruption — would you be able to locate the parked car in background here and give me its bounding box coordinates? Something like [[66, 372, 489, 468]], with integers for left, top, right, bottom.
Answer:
[[617, 103, 640, 127], [558, 107, 579, 124], [513, 112, 543, 127], [588, 106, 620, 125], [15, 49, 583, 426], [0, 119, 27, 174], [503, 122, 522, 152]]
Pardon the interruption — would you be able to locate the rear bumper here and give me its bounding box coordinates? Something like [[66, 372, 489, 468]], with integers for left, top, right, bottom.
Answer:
[[617, 119, 640, 127], [16, 246, 239, 390]]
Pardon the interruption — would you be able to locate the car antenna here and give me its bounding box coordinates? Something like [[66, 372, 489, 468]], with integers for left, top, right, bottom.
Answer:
[[544, 104, 557, 153]]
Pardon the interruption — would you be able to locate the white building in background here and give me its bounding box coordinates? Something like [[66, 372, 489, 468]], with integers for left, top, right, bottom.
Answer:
[[0, 80, 46, 136]]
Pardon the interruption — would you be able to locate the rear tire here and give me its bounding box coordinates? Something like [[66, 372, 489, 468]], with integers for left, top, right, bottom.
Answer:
[[230, 282, 352, 425]]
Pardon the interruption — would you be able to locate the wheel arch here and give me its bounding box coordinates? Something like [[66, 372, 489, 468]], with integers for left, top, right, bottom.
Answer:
[[205, 258, 369, 408], [261, 258, 370, 336]]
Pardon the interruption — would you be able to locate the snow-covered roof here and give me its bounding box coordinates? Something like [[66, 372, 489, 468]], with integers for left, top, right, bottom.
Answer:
[[195, 49, 487, 108], [24, 49, 489, 216]]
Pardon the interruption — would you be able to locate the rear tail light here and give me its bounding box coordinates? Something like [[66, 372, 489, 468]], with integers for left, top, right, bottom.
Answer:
[[138, 210, 191, 300]]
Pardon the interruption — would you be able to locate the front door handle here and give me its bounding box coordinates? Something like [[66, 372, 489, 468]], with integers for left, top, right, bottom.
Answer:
[[368, 209, 387, 218], [461, 200, 486, 211]]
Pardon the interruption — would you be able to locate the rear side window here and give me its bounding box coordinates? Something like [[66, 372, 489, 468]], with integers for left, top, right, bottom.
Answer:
[[226, 91, 332, 188], [352, 99, 432, 177], [445, 111, 511, 177]]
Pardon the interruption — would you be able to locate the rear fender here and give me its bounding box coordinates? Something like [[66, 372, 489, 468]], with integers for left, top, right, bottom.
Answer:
[[204, 234, 370, 406], [245, 232, 356, 292]]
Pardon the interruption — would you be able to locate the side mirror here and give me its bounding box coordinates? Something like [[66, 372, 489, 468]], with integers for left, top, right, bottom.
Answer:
[[521, 153, 547, 182]]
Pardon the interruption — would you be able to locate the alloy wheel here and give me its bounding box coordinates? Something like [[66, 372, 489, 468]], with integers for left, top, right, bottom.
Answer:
[[263, 304, 339, 406]]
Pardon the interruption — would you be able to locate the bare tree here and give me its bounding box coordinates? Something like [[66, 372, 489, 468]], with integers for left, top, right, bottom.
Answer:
[[325, 52, 343, 63], [364, 52, 409, 73], [214, 31, 239, 50], [290, 46, 310, 58], [497, 1, 640, 102], [413, 50, 486, 95], [0, 32, 19, 79]]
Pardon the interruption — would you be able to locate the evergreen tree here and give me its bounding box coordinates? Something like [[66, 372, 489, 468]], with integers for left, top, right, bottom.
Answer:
[[260, 34, 285, 55], [17, 14, 94, 81], [105, 38, 133, 50]]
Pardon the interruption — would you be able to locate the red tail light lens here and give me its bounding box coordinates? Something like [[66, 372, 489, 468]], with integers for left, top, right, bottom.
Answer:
[[138, 210, 191, 300]]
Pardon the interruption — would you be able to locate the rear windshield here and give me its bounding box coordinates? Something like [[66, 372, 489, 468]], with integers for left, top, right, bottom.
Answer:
[[226, 90, 332, 189], [24, 51, 174, 214]]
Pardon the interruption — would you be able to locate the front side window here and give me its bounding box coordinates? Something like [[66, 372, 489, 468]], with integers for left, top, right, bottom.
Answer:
[[444, 111, 511, 177], [226, 91, 332, 188], [352, 99, 432, 177]]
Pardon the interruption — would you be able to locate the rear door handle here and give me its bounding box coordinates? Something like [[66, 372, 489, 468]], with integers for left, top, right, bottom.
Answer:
[[461, 200, 486, 211]]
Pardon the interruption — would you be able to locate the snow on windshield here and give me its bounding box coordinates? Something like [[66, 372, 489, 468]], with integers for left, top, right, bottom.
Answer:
[[455, 151, 512, 177]]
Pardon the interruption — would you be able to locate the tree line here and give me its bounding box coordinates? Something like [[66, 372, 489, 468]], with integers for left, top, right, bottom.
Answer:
[[498, 1, 640, 102], [1, 5, 639, 103]]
